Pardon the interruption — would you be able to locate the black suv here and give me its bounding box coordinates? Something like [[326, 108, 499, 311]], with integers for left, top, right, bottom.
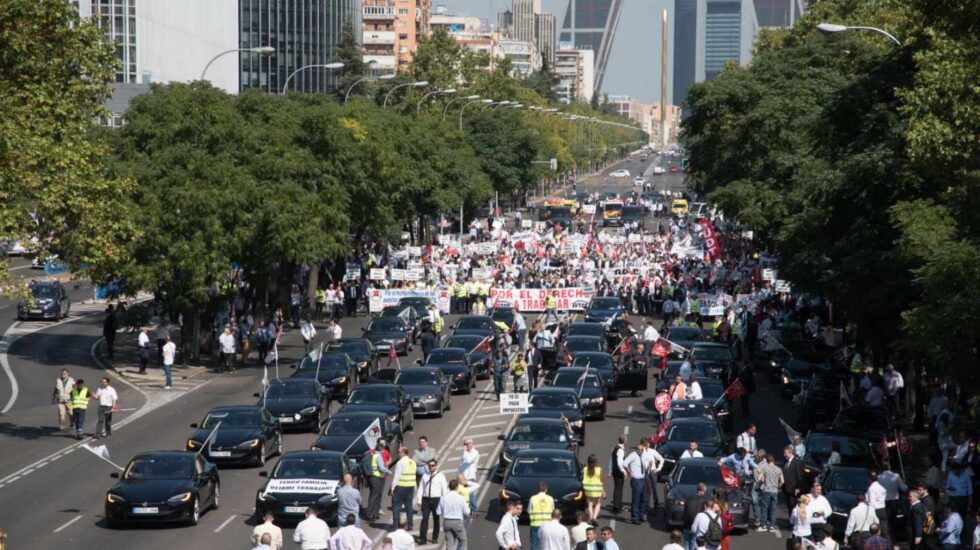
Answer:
[[18, 280, 70, 320]]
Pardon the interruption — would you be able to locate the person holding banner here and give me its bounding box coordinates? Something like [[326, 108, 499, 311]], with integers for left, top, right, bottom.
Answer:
[[53, 369, 75, 432]]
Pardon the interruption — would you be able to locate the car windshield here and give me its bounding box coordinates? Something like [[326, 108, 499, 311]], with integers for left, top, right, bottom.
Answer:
[[530, 393, 579, 409], [805, 434, 869, 458], [826, 469, 870, 493], [381, 307, 410, 318], [667, 423, 720, 443], [692, 347, 732, 361], [395, 370, 441, 386], [367, 319, 405, 331], [565, 339, 603, 353], [201, 410, 260, 429], [588, 298, 621, 310], [492, 310, 515, 325], [667, 327, 702, 340], [456, 318, 493, 330], [298, 354, 346, 370], [324, 416, 374, 435], [567, 325, 603, 337], [511, 456, 576, 477], [32, 285, 60, 299], [124, 456, 195, 480], [446, 337, 480, 349], [326, 341, 368, 354], [426, 349, 466, 364], [508, 424, 568, 443], [572, 355, 612, 369], [698, 381, 724, 399], [675, 464, 722, 485], [347, 387, 397, 404], [553, 371, 601, 389], [272, 457, 342, 479], [266, 383, 314, 398]]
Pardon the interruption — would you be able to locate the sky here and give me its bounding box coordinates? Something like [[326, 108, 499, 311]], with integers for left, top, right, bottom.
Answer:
[[433, 0, 675, 104]]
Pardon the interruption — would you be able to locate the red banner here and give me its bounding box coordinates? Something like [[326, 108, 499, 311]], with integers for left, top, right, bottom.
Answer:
[[698, 219, 722, 260], [724, 379, 747, 399]]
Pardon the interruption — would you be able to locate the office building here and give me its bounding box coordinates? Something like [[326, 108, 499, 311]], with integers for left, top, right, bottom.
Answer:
[[430, 6, 484, 33], [673, 0, 758, 109], [554, 46, 594, 103], [534, 12, 556, 65], [497, 38, 542, 77], [513, 0, 540, 43], [606, 94, 644, 125], [754, 0, 805, 27], [362, 0, 430, 74], [558, 0, 623, 93]]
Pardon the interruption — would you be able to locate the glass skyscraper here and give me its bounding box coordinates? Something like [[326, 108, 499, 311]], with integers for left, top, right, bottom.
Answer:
[[558, 0, 623, 94]]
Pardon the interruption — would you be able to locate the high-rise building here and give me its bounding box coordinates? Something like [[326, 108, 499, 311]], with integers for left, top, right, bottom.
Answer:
[[754, 0, 805, 27], [241, 0, 359, 94], [362, 0, 431, 74], [494, 1, 554, 70], [496, 9, 514, 34], [534, 12, 556, 66], [554, 46, 594, 103], [513, 0, 540, 43], [558, 0, 623, 93], [672, 0, 759, 109]]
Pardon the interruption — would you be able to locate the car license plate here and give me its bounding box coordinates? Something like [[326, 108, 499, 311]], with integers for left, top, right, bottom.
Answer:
[[412, 404, 424, 411], [279, 417, 294, 423], [284, 506, 306, 513], [30, 309, 42, 314], [210, 451, 231, 457], [132, 507, 158, 514]]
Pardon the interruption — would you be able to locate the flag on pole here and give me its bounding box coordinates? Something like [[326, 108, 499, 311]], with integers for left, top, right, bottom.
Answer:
[[82, 443, 125, 471], [896, 429, 913, 455], [265, 342, 279, 365], [261, 364, 270, 390], [720, 465, 741, 489], [343, 417, 384, 456], [471, 336, 491, 355], [198, 421, 222, 456], [651, 338, 672, 358], [386, 343, 398, 368], [840, 381, 853, 408], [779, 417, 801, 444], [576, 367, 589, 396], [723, 379, 747, 399]]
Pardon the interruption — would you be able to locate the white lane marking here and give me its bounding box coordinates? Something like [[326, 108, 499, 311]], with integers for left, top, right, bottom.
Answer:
[[21, 468, 34, 476], [477, 412, 513, 417], [468, 421, 506, 429], [214, 514, 237, 533], [0, 321, 21, 414], [465, 431, 502, 439], [627, 405, 633, 414], [609, 518, 616, 531], [623, 426, 630, 435], [471, 442, 496, 449], [35, 461, 47, 468], [53, 514, 83, 533], [6, 475, 19, 483], [774, 528, 782, 538]]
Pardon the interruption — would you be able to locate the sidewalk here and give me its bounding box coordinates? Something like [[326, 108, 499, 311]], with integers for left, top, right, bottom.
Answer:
[[97, 325, 207, 388]]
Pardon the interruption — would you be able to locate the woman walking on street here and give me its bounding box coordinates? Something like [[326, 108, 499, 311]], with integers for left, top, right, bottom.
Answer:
[[582, 454, 605, 524]]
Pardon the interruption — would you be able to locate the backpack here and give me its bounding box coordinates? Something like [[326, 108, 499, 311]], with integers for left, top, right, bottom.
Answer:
[[359, 452, 377, 481], [705, 513, 723, 546]]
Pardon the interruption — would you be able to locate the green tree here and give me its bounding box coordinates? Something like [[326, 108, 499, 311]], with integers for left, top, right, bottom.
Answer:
[[336, 23, 371, 100], [520, 58, 560, 103], [0, 0, 136, 291]]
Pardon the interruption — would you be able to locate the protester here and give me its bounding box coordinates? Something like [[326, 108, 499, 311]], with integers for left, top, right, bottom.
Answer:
[[161, 334, 176, 389], [329, 514, 372, 550], [495, 500, 522, 550], [438, 479, 469, 550], [69, 378, 91, 439], [381, 518, 413, 550], [582, 454, 606, 523], [53, 369, 74, 432], [293, 507, 330, 550], [137, 326, 150, 374], [389, 447, 416, 532], [417, 459, 446, 545], [336, 473, 362, 529], [93, 377, 118, 439], [609, 435, 627, 515]]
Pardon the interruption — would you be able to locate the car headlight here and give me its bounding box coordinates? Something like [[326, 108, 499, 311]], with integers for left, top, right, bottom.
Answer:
[[425, 394, 436, 400], [387, 413, 398, 422], [167, 492, 193, 504], [562, 491, 584, 501], [454, 373, 466, 379], [331, 377, 347, 385], [397, 338, 407, 345], [356, 362, 368, 370], [299, 407, 317, 415], [106, 493, 125, 504], [501, 451, 513, 462], [238, 439, 261, 449], [500, 489, 520, 501], [570, 420, 584, 427], [677, 499, 685, 506], [782, 376, 789, 385], [186, 439, 201, 449], [770, 360, 777, 367]]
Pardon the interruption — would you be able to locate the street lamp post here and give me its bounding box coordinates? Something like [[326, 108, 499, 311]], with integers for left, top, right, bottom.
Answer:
[[816, 22, 902, 47], [382, 81, 429, 108], [201, 46, 275, 81], [280, 62, 345, 95], [343, 73, 396, 103], [442, 95, 481, 120], [460, 99, 493, 131], [489, 100, 512, 111], [417, 88, 457, 114]]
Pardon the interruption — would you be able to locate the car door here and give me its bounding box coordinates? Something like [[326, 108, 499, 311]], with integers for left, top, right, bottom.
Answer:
[[615, 358, 649, 392]]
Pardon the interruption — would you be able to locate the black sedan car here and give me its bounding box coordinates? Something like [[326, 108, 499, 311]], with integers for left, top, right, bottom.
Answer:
[[690, 343, 735, 383], [497, 417, 578, 476], [312, 411, 401, 473], [394, 367, 452, 417], [499, 449, 585, 523], [185, 406, 283, 466], [362, 317, 412, 356], [105, 451, 219, 527], [255, 451, 347, 524], [820, 465, 873, 537], [663, 325, 705, 347], [452, 315, 498, 337], [583, 296, 623, 324], [340, 384, 415, 433], [526, 388, 586, 443], [423, 347, 476, 393], [656, 418, 726, 478], [797, 372, 849, 431], [381, 305, 421, 344], [443, 334, 491, 379], [831, 405, 894, 452], [565, 322, 605, 339], [547, 367, 608, 420], [572, 351, 648, 397], [558, 336, 606, 367], [260, 379, 330, 434], [325, 338, 379, 383], [664, 400, 720, 423], [291, 351, 357, 399], [801, 431, 877, 486], [664, 457, 749, 530]]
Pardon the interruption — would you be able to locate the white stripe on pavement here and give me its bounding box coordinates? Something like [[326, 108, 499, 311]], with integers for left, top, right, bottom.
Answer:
[[214, 514, 238, 533], [53, 515, 83, 533]]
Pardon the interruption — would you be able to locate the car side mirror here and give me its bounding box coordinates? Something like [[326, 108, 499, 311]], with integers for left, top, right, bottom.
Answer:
[[258, 471, 268, 477], [414, 359, 422, 366], [497, 434, 506, 441], [253, 393, 261, 398], [190, 423, 199, 428], [361, 327, 366, 332], [110, 472, 120, 479]]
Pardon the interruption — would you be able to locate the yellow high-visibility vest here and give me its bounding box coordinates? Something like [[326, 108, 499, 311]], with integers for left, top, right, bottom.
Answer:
[[371, 453, 385, 478], [397, 458, 417, 487], [528, 492, 554, 527], [70, 387, 89, 410], [546, 296, 557, 309], [582, 467, 603, 498]]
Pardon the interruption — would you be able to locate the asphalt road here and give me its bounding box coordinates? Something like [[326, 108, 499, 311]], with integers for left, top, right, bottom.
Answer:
[[0, 156, 794, 550]]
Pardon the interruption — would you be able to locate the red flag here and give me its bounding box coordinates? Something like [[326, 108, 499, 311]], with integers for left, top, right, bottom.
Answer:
[[561, 345, 572, 365], [616, 339, 631, 355], [654, 419, 670, 445], [720, 465, 741, 489], [651, 338, 671, 358], [723, 379, 747, 399], [876, 439, 889, 461], [386, 343, 397, 368], [896, 430, 914, 455], [471, 336, 491, 354]]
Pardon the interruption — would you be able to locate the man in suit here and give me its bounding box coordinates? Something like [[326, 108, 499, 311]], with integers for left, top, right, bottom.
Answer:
[[495, 500, 522, 550], [907, 489, 928, 550], [575, 526, 604, 550], [782, 445, 804, 514]]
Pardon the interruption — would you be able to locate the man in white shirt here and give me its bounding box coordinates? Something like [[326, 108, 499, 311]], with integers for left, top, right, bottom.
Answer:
[[884, 364, 904, 414], [643, 320, 660, 347], [685, 375, 703, 401], [93, 377, 118, 438], [417, 460, 448, 545], [161, 334, 176, 389], [251, 511, 283, 549], [641, 439, 666, 510], [293, 507, 330, 550], [137, 326, 151, 374], [438, 480, 470, 550], [736, 425, 758, 455], [537, 509, 571, 550], [382, 518, 415, 550], [865, 470, 889, 537], [329, 514, 371, 550], [844, 494, 876, 541], [661, 530, 685, 550], [300, 318, 317, 353], [690, 503, 720, 550], [808, 482, 832, 526], [495, 500, 522, 550], [218, 326, 236, 373], [680, 441, 703, 459], [458, 439, 480, 513], [570, 512, 591, 546]]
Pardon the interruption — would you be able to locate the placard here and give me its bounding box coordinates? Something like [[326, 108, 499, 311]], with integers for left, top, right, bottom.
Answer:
[[265, 478, 338, 495], [370, 268, 386, 281], [499, 393, 529, 414], [521, 220, 533, 229], [582, 204, 596, 215], [774, 279, 791, 293], [472, 267, 493, 281], [477, 242, 498, 255], [391, 269, 407, 281], [489, 287, 593, 312], [407, 246, 422, 257], [762, 268, 777, 282], [368, 289, 450, 313]]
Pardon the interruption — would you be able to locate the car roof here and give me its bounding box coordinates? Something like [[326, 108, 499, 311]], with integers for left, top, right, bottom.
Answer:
[[531, 387, 577, 395], [132, 450, 196, 460], [568, 322, 603, 328], [351, 383, 399, 390], [331, 410, 386, 419], [269, 378, 317, 386], [514, 416, 566, 427], [431, 347, 466, 354], [458, 315, 493, 321], [572, 351, 611, 358], [511, 448, 577, 458], [668, 417, 718, 426], [278, 450, 344, 460], [565, 336, 603, 342], [674, 457, 722, 467], [207, 406, 262, 413], [331, 338, 369, 344], [397, 367, 441, 375], [692, 342, 729, 350]]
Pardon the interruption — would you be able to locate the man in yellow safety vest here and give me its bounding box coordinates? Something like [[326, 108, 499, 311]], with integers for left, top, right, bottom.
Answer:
[[389, 447, 417, 531], [528, 482, 555, 550], [70, 378, 93, 440]]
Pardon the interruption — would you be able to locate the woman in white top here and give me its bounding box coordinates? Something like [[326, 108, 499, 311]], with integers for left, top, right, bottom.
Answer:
[[790, 494, 812, 540]]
